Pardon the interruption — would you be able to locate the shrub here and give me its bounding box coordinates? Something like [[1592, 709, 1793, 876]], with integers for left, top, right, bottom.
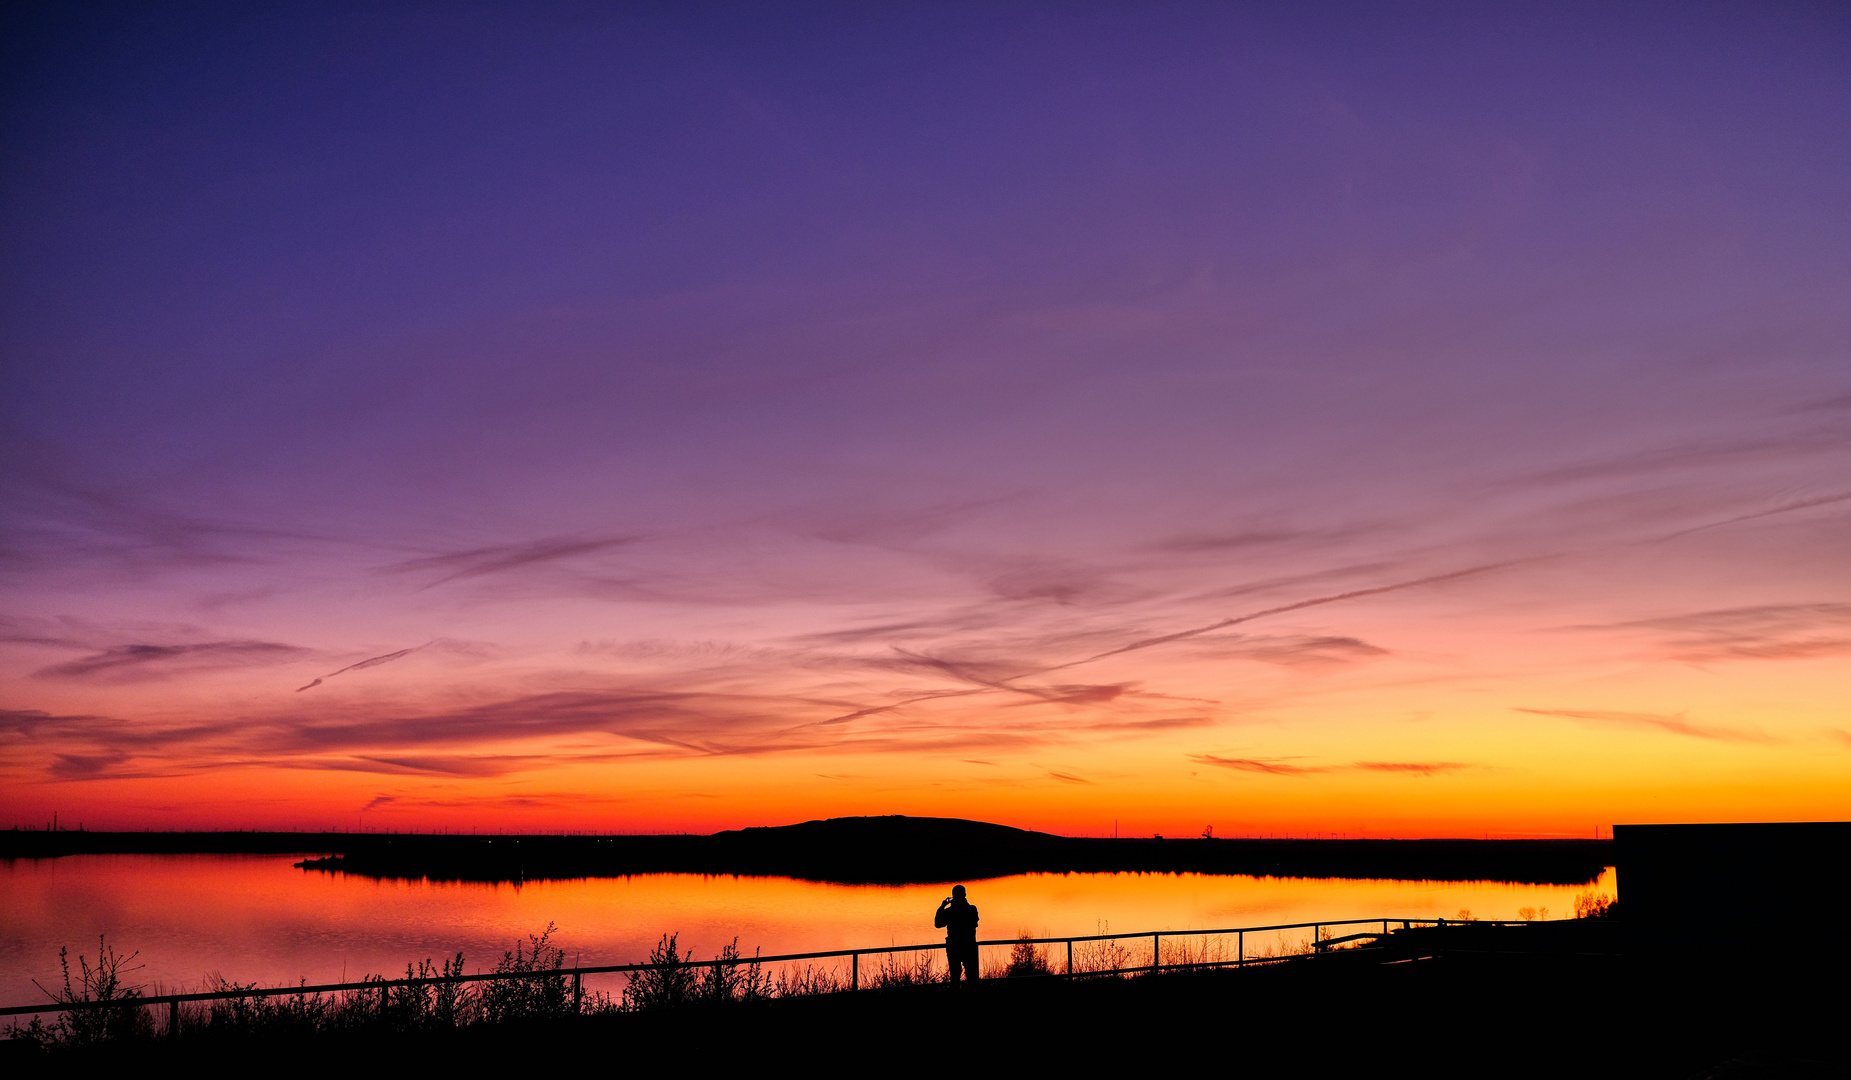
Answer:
[[415, 953, 471, 1027], [695, 938, 769, 1004], [1003, 936, 1053, 978], [623, 933, 698, 1011], [481, 923, 570, 1023], [11, 937, 151, 1048]]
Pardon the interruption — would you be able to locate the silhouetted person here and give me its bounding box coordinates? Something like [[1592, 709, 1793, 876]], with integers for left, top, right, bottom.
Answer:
[[936, 883, 980, 984]]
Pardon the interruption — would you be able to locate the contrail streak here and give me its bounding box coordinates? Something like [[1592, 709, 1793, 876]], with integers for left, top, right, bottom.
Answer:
[[1654, 490, 1851, 542], [296, 644, 427, 692]]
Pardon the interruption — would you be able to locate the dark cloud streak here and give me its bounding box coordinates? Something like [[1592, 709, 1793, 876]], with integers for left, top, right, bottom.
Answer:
[[1191, 754, 1473, 776], [296, 644, 427, 691], [384, 536, 635, 588], [36, 640, 309, 681], [1514, 707, 1775, 744]]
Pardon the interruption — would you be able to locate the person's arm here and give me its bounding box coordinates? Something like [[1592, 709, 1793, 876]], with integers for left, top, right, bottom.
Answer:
[[934, 900, 950, 928]]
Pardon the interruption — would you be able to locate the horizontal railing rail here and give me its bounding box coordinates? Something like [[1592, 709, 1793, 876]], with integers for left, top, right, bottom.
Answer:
[[0, 915, 1537, 1019]]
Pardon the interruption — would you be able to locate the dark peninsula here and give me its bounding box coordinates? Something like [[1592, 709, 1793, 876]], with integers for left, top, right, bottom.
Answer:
[[2, 815, 1611, 884]]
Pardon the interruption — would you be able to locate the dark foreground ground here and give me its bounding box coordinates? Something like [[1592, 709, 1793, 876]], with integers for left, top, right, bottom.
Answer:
[[14, 929, 1843, 1078]]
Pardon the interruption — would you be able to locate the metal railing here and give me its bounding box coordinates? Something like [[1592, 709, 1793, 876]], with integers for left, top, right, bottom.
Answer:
[[1, 915, 1530, 1030]]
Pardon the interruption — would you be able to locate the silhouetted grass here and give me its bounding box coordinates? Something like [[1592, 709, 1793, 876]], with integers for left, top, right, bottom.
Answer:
[[1158, 934, 1238, 971], [6, 927, 592, 1051], [9, 921, 1363, 1051], [1071, 935, 1134, 975], [866, 950, 940, 988]]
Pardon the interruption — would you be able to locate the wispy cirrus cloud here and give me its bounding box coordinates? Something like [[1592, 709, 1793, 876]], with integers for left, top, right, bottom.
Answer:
[[361, 791, 633, 813], [1579, 602, 1851, 664], [779, 492, 1851, 738], [1515, 432, 1851, 488], [1007, 683, 1132, 706], [50, 750, 131, 777], [3, 664, 1217, 782], [1352, 761, 1470, 775], [1514, 707, 1776, 743], [34, 640, 310, 682], [1189, 755, 1326, 775], [1042, 558, 1536, 676], [1189, 754, 1472, 777], [794, 494, 1018, 548], [1654, 490, 1851, 543], [382, 535, 635, 588], [1192, 634, 1390, 669], [0, 450, 337, 577], [298, 754, 553, 778]]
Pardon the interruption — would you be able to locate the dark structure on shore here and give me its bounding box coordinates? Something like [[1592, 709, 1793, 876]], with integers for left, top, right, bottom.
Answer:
[[1615, 820, 1851, 961]]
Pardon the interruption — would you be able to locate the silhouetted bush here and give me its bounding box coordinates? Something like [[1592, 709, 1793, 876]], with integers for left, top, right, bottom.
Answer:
[[1003, 936, 1054, 978], [401, 954, 471, 1027], [8, 937, 150, 1049], [1574, 890, 1617, 919], [623, 933, 698, 1011], [481, 923, 570, 1023], [698, 939, 771, 1004]]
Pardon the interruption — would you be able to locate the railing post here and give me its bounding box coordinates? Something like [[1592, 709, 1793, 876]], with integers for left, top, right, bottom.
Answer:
[[572, 971, 582, 1013], [851, 951, 858, 991], [169, 999, 180, 1038], [1153, 933, 1160, 974], [1238, 931, 1244, 967], [1067, 940, 1074, 977]]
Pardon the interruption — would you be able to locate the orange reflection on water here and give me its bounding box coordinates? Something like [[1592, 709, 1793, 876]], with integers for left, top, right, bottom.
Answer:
[[0, 855, 1616, 1004]]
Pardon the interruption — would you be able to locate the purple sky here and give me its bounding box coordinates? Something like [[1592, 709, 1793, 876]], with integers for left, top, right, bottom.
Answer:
[[3, 3, 1848, 833]]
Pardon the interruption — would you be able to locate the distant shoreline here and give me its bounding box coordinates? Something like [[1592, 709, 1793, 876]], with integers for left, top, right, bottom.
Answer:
[[0, 816, 1611, 885]]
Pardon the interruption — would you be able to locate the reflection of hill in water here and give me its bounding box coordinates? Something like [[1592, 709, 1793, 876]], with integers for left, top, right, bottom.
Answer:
[[4, 815, 1612, 885]]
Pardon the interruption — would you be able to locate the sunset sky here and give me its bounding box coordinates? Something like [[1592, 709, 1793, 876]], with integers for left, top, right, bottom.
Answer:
[[3, 3, 1847, 837]]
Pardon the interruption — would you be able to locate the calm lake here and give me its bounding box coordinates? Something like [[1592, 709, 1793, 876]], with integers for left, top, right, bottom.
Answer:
[[0, 854, 1616, 1007]]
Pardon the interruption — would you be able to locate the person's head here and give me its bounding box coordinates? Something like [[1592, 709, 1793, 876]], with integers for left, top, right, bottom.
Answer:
[[951, 884, 966, 899]]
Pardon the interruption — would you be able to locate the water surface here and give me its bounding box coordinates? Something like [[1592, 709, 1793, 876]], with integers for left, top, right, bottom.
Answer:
[[0, 855, 1615, 1006]]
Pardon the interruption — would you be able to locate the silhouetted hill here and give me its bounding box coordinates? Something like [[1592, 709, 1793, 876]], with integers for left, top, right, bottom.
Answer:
[[0, 816, 1611, 884]]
